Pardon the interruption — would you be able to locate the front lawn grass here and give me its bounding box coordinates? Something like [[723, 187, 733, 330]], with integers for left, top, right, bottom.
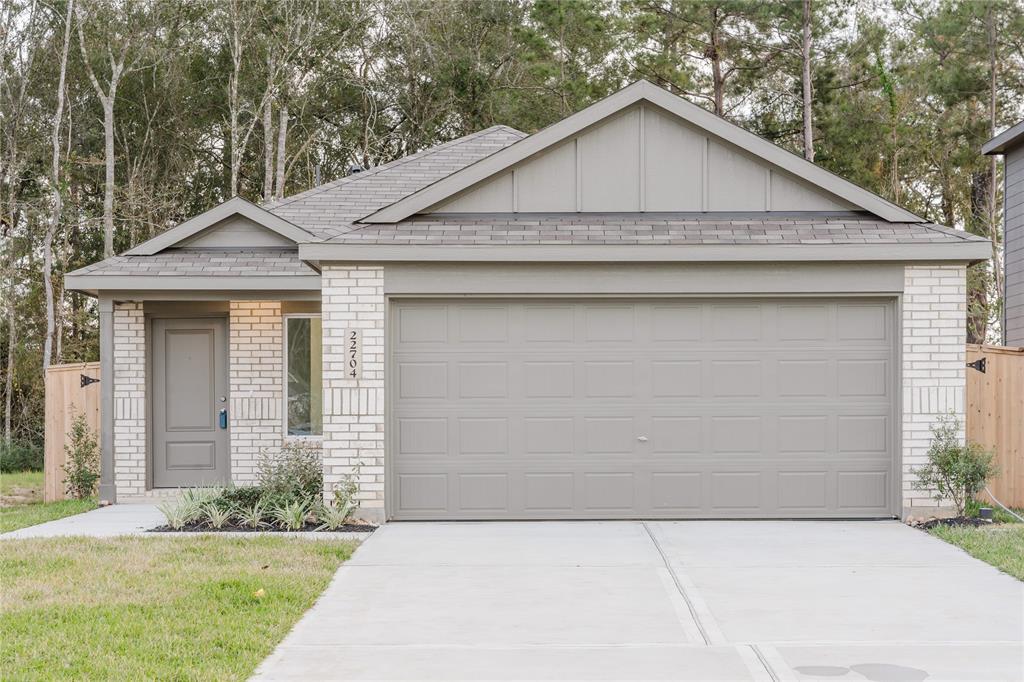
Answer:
[[0, 498, 97, 533], [929, 525, 1024, 581], [0, 470, 95, 533], [1, 536, 356, 680]]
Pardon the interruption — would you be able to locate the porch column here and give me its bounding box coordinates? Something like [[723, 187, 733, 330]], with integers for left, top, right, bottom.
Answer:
[[97, 295, 115, 504], [321, 265, 386, 523]]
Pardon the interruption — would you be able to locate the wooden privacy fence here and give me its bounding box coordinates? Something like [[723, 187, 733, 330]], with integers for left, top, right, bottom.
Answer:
[[966, 344, 1024, 508], [44, 362, 101, 502]]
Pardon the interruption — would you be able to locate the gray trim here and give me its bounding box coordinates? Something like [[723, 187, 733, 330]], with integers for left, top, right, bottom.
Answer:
[[91, 290, 320, 302], [65, 274, 320, 292], [144, 301, 230, 314], [364, 80, 922, 223], [301, 242, 991, 263], [98, 296, 116, 504], [383, 262, 906, 295], [982, 120, 1024, 155], [124, 197, 313, 256]]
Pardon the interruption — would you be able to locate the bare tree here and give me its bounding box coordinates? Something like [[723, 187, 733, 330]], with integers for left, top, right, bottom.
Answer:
[[75, 0, 146, 258], [42, 0, 74, 371]]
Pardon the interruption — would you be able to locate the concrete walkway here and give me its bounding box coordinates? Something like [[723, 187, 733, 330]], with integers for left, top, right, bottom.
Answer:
[[1, 504, 164, 539], [253, 521, 1024, 681]]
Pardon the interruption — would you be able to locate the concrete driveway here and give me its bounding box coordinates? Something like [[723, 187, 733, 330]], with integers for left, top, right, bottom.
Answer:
[[253, 521, 1023, 681]]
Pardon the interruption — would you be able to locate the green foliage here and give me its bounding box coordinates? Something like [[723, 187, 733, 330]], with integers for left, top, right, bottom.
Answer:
[[0, 441, 43, 473], [317, 466, 360, 530], [271, 498, 311, 531], [914, 415, 998, 516], [235, 500, 268, 530], [258, 443, 323, 502], [157, 499, 193, 530], [202, 503, 233, 529], [61, 413, 99, 499]]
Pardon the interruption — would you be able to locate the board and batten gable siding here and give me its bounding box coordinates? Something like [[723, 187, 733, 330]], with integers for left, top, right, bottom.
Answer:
[[179, 214, 297, 249], [1005, 146, 1024, 345], [433, 104, 856, 215]]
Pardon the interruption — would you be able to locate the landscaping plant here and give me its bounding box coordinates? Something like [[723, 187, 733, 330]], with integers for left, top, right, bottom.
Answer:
[[318, 467, 359, 530], [236, 500, 268, 529], [271, 498, 311, 531], [914, 415, 997, 517], [157, 499, 192, 530], [202, 503, 233, 529], [258, 442, 323, 500], [61, 412, 100, 499]]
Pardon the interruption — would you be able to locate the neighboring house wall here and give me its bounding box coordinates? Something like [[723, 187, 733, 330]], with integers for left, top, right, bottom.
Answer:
[[1006, 147, 1024, 345], [229, 301, 284, 484], [901, 265, 966, 515], [321, 265, 386, 523]]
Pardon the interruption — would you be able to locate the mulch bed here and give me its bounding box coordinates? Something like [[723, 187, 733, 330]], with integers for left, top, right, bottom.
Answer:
[[149, 522, 377, 533], [914, 516, 992, 530]]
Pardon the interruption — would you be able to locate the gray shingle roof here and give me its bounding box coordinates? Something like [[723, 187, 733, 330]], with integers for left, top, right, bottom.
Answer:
[[327, 214, 988, 246], [266, 125, 527, 240], [70, 249, 317, 277]]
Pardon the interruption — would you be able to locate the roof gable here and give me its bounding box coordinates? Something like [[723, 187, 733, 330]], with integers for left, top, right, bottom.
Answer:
[[364, 80, 922, 223], [125, 196, 312, 255]]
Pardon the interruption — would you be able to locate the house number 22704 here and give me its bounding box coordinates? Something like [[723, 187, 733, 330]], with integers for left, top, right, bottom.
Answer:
[[345, 329, 361, 380]]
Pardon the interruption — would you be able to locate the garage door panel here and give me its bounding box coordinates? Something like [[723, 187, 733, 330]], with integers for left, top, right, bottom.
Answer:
[[391, 299, 895, 519]]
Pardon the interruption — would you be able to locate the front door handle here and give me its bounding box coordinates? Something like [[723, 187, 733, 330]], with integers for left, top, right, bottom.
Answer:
[[637, 435, 649, 443], [219, 408, 228, 429]]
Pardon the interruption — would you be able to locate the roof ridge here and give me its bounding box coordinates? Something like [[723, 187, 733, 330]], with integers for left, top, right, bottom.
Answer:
[[266, 126, 526, 212]]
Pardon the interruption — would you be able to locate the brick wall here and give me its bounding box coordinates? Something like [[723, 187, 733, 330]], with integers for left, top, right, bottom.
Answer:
[[321, 265, 386, 523], [229, 301, 284, 484], [113, 302, 146, 498], [902, 264, 967, 516]]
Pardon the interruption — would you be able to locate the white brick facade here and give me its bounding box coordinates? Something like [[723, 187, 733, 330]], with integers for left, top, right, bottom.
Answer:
[[106, 264, 969, 520], [112, 302, 147, 498], [901, 265, 967, 516], [229, 301, 284, 484], [321, 265, 386, 523]]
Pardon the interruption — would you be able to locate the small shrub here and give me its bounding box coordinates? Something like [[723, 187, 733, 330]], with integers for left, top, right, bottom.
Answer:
[[158, 500, 192, 530], [0, 440, 43, 472], [258, 442, 322, 501], [317, 466, 359, 530], [914, 415, 998, 516], [220, 486, 264, 510], [316, 500, 354, 530], [181, 486, 224, 508], [202, 503, 233, 529], [271, 498, 311, 531], [62, 413, 100, 499], [236, 500, 268, 529]]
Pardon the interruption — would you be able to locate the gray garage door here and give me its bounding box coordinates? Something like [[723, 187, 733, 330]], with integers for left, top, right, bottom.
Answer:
[[390, 298, 895, 520]]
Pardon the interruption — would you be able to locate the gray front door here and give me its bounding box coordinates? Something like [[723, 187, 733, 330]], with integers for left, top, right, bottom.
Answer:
[[390, 298, 896, 520], [152, 317, 230, 487]]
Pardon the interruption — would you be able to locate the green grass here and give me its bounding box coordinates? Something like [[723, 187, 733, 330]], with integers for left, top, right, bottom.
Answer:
[[0, 499, 97, 533], [0, 470, 96, 533], [0, 536, 357, 680], [0, 470, 44, 498], [929, 525, 1024, 581]]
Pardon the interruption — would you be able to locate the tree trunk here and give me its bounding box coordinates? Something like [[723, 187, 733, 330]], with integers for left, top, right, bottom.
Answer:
[[263, 90, 274, 203], [44, 0, 74, 370], [4, 298, 13, 444], [987, 4, 1002, 343], [709, 8, 724, 116], [101, 97, 114, 257], [275, 102, 288, 199], [801, 0, 814, 162]]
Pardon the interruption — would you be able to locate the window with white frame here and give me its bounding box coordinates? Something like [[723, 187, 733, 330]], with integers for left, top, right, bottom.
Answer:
[[285, 315, 322, 436]]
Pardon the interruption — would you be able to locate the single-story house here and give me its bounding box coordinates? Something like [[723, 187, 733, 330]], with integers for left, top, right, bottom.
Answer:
[[983, 120, 1024, 346], [66, 80, 989, 523]]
